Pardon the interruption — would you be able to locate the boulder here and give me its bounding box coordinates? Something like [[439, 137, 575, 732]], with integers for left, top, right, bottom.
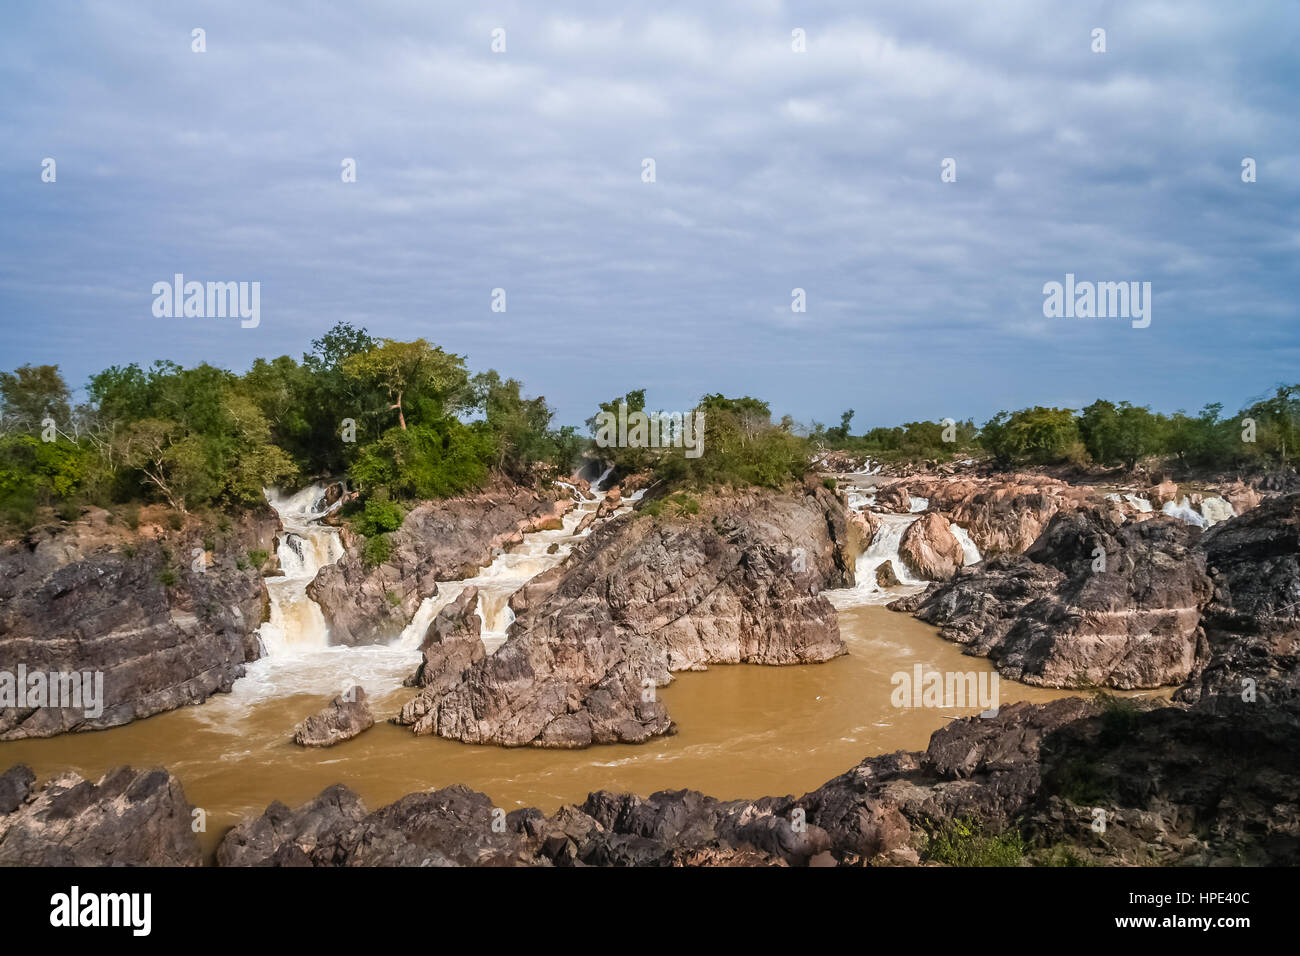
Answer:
[[899, 513, 965, 581], [876, 561, 901, 587], [292, 686, 375, 747]]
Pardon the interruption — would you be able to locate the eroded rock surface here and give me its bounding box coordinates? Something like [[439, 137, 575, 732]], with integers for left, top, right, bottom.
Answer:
[[395, 485, 854, 747], [0, 766, 201, 865], [0, 509, 276, 739], [894, 508, 1212, 688], [292, 685, 375, 747], [308, 485, 570, 646]]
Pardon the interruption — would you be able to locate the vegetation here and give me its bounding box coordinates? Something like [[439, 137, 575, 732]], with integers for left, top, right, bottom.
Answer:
[[0, 325, 584, 533], [1, 324, 1295, 535], [813, 384, 1299, 472], [923, 818, 1027, 866]]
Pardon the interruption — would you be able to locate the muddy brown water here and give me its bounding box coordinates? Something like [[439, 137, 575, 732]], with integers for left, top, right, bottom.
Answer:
[[0, 605, 1169, 860]]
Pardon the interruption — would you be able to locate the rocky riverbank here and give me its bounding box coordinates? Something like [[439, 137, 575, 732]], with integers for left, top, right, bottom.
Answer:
[[0, 505, 279, 739]]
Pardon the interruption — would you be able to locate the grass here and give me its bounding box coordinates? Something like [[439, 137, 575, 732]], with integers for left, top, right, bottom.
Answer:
[[923, 818, 1026, 866]]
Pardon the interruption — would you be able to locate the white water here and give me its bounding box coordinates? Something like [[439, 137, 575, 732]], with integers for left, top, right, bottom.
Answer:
[[950, 523, 983, 567], [257, 485, 345, 656], [396, 501, 601, 654], [1199, 496, 1235, 526], [1162, 496, 1208, 528]]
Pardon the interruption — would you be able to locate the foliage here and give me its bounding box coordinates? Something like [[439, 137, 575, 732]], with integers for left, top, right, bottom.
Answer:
[[923, 818, 1026, 866]]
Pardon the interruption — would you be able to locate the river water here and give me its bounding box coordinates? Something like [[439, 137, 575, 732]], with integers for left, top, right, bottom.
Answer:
[[0, 480, 1154, 858]]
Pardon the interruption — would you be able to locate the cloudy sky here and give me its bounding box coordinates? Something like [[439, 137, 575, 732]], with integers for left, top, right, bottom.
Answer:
[[1, 0, 1297, 429]]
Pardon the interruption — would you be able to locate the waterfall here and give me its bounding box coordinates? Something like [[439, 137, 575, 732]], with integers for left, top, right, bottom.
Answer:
[[591, 463, 616, 492], [396, 489, 622, 654], [257, 484, 344, 656]]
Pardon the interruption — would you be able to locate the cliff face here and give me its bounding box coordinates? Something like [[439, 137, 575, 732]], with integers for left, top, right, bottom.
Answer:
[[1174, 492, 1300, 713], [890, 508, 1212, 688], [395, 485, 855, 748], [307, 485, 571, 646], [0, 507, 277, 739]]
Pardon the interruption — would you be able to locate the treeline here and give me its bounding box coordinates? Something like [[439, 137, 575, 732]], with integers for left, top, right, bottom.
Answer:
[[816, 389, 1300, 471], [0, 323, 585, 531]]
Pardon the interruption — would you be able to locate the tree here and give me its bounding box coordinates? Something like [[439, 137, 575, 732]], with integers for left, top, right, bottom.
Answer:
[[0, 364, 71, 432], [341, 339, 470, 431]]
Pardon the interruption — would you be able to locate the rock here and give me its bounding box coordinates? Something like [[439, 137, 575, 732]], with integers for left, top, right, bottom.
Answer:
[[0, 764, 35, 814], [292, 686, 375, 747], [873, 483, 912, 514], [399, 588, 486, 726], [308, 484, 569, 646], [876, 560, 901, 587], [603, 487, 622, 508], [848, 510, 880, 553], [1219, 481, 1262, 516], [395, 486, 855, 747], [904, 508, 1212, 688], [574, 511, 597, 534], [1149, 479, 1178, 506], [546, 542, 560, 554], [0, 766, 202, 865], [897, 474, 1098, 556], [899, 513, 966, 582], [216, 784, 369, 866], [1175, 492, 1300, 714], [218, 784, 535, 867], [0, 510, 275, 739]]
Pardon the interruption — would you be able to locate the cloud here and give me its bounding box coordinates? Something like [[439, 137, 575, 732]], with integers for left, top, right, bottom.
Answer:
[[0, 0, 1296, 428]]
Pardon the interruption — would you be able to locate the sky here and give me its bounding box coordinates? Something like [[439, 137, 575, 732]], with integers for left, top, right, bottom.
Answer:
[[1, 0, 1297, 430]]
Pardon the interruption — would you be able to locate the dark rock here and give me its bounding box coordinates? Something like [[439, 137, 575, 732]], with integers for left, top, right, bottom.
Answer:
[[292, 685, 375, 747], [0, 766, 201, 865]]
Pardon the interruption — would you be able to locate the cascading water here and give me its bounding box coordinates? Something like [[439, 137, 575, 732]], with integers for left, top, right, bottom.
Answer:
[[826, 484, 980, 608], [396, 498, 608, 654], [257, 485, 345, 656]]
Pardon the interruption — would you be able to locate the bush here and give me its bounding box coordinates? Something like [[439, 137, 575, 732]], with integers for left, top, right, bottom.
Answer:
[[924, 818, 1026, 866], [362, 533, 392, 568], [822, 477, 837, 489], [640, 493, 700, 518], [247, 549, 269, 568], [354, 495, 404, 536], [158, 569, 177, 587]]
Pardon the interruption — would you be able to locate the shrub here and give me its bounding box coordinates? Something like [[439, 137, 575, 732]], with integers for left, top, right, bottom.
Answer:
[[362, 533, 392, 568], [924, 818, 1026, 866], [247, 548, 269, 568], [355, 495, 404, 536]]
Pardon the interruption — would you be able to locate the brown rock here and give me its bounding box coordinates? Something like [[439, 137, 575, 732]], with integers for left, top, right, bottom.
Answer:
[[293, 686, 375, 747], [899, 513, 965, 582]]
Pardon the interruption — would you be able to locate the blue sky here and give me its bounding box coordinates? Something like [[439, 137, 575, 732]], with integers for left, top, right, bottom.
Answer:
[[1, 0, 1297, 429]]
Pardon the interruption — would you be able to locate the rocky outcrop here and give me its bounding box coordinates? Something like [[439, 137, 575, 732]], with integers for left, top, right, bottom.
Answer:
[[217, 784, 534, 867], [1175, 492, 1300, 715], [0, 766, 202, 865], [292, 685, 375, 747], [0, 510, 275, 739], [875, 561, 901, 587], [307, 485, 570, 646], [894, 508, 1212, 688], [880, 475, 1097, 556], [394, 485, 854, 747], [218, 689, 1300, 867], [873, 484, 911, 514], [898, 513, 965, 581]]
